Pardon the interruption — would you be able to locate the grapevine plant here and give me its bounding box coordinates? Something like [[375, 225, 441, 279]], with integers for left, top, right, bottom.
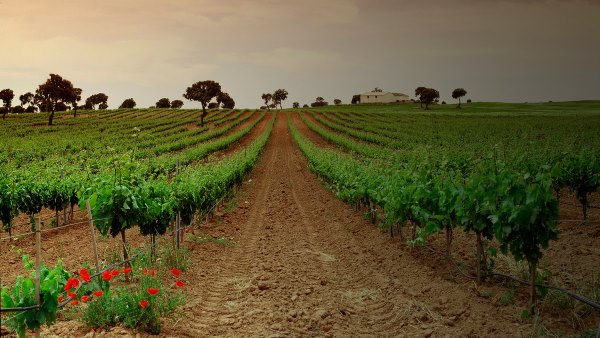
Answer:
[[1, 255, 70, 338], [1, 254, 186, 337]]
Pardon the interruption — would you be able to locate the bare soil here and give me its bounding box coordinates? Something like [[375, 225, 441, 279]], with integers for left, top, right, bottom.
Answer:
[[1, 112, 598, 337]]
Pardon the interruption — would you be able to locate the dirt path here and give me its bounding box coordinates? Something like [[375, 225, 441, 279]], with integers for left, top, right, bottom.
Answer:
[[164, 113, 532, 337]]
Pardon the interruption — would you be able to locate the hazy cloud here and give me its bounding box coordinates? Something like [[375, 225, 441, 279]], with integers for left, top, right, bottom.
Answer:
[[0, 0, 598, 107]]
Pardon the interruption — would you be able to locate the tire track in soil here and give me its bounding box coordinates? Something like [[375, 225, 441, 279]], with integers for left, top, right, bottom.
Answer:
[[166, 112, 533, 337]]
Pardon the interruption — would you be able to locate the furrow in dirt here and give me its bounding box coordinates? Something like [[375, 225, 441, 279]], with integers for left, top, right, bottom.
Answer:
[[164, 112, 535, 337]]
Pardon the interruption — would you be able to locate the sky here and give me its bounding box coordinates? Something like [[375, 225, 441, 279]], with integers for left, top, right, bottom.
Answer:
[[1, 0, 599, 109]]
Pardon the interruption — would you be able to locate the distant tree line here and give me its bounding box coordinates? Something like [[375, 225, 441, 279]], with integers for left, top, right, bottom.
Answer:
[[2, 75, 240, 126], [348, 87, 469, 110]]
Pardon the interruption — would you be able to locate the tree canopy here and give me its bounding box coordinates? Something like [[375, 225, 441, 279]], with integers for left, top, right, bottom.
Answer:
[[415, 86, 426, 108], [156, 98, 171, 108], [217, 92, 235, 109], [351, 95, 361, 104], [19, 92, 34, 108], [272, 89, 288, 110], [35, 74, 78, 125], [69, 87, 82, 117], [119, 98, 137, 109], [85, 93, 109, 110], [311, 97, 328, 107], [170, 100, 184, 109], [452, 88, 467, 108], [417, 87, 440, 110], [183, 80, 221, 125], [0, 89, 14, 120], [261, 93, 272, 111]]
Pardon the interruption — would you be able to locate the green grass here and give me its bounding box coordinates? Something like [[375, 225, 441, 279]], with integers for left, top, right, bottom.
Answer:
[[293, 100, 600, 116]]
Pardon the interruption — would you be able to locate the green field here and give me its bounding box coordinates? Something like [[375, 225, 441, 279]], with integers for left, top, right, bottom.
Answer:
[[1, 102, 599, 336]]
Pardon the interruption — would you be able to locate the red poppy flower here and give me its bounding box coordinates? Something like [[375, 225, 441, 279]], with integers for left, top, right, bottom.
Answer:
[[81, 296, 89, 302], [146, 288, 160, 295], [67, 292, 77, 299], [122, 267, 132, 274], [102, 271, 112, 282], [139, 300, 149, 308], [58, 296, 63, 303], [71, 299, 79, 305], [170, 268, 181, 277], [79, 268, 91, 283], [175, 280, 184, 288], [111, 269, 119, 276], [93, 290, 103, 297], [64, 277, 80, 291], [143, 269, 155, 276]]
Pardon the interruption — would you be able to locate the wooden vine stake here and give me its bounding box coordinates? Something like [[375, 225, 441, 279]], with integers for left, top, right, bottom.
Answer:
[[175, 159, 181, 249], [61, 170, 67, 225], [86, 200, 101, 283], [34, 217, 41, 338]]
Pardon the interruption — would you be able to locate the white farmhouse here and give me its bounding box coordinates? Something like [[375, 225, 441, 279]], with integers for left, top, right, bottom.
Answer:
[[360, 90, 409, 104]]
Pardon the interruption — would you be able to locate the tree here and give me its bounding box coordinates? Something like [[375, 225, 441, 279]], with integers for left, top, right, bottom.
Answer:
[[351, 95, 361, 104], [415, 87, 426, 108], [69, 88, 82, 117], [452, 88, 467, 108], [217, 92, 235, 109], [85, 93, 108, 110], [0, 89, 14, 120], [417, 88, 440, 110], [156, 98, 171, 108], [12, 106, 24, 114], [373, 87, 383, 92], [170, 100, 183, 109], [261, 93, 273, 112], [302, 104, 309, 108], [19, 92, 34, 108], [293, 102, 300, 109], [334, 99, 342, 105], [208, 102, 219, 109], [55, 102, 69, 111], [272, 89, 288, 110], [35, 74, 77, 126], [311, 97, 328, 107], [183, 80, 222, 125], [119, 98, 137, 109]]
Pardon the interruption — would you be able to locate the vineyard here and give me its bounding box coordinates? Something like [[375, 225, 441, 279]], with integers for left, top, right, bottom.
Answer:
[[1, 102, 599, 337]]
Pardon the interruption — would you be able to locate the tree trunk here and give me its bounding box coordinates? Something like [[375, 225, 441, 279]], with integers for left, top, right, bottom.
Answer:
[[73, 106, 77, 118], [578, 192, 588, 220], [2, 111, 6, 120], [425, 103, 429, 110], [446, 226, 453, 257], [458, 98, 461, 108], [120, 230, 131, 268], [200, 105, 206, 126], [476, 232, 483, 285], [8, 220, 12, 242], [529, 261, 537, 314], [48, 109, 55, 126], [151, 234, 156, 261]]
